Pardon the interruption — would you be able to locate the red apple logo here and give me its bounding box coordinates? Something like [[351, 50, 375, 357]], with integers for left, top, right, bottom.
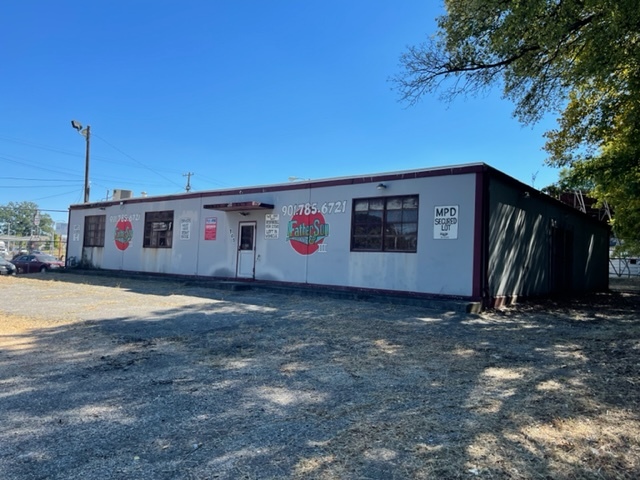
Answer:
[[287, 211, 329, 255], [114, 219, 133, 251]]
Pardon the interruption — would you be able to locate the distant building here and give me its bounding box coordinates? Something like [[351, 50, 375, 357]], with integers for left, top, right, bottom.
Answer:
[[67, 163, 609, 308], [556, 191, 611, 223], [55, 222, 68, 235]]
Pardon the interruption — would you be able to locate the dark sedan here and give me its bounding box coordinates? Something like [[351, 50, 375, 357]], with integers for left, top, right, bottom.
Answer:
[[0, 257, 17, 275], [11, 254, 65, 274]]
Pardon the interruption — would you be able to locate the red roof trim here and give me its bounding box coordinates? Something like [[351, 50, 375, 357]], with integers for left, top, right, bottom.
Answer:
[[203, 201, 274, 211]]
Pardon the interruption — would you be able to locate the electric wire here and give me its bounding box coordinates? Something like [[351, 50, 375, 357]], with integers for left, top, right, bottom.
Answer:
[[92, 133, 184, 189], [1, 134, 230, 191]]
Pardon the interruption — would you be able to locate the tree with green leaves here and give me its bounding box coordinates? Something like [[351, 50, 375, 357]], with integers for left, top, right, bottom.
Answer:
[[0, 201, 55, 238], [394, 0, 640, 253]]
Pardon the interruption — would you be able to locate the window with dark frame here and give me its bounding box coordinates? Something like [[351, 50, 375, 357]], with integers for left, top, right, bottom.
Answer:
[[83, 215, 106, 247], [351, 195, 418, 252], [143, 210, 174, 248]]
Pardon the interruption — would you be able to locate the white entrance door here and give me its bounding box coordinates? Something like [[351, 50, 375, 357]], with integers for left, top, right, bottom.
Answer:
[[236, 222, 256, 278]]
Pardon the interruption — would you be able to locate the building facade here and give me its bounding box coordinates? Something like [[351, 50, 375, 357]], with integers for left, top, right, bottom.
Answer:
[[66, 163, 610, 307]]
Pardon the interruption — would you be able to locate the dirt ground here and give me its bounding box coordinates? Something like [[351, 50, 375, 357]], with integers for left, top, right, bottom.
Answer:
[[0, 273, 639, 480]]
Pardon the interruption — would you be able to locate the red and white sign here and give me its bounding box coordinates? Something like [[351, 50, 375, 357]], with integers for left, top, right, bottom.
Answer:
[[286, 211, 329, 255], [114, 218, 133, 250], [204, 217, 217, 240]]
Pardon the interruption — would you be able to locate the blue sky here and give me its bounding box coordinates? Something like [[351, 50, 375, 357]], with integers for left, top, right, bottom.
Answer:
[[0, 1, 560, 224]]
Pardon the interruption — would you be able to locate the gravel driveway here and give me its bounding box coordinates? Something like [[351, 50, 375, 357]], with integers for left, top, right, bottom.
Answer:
[[1, 273, 639, 479]]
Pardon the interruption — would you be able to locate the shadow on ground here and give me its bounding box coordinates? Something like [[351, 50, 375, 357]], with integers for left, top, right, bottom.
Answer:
[[0, 275, 638, 479]]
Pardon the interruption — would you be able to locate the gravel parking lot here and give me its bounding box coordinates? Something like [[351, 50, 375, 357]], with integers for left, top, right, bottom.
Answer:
[[1, 273, 639, 479]]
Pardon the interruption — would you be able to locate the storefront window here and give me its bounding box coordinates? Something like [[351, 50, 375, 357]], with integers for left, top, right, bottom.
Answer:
[[351, 195, 418, 252], [83, 215, 106, 247], [143, 211, 174, 248]]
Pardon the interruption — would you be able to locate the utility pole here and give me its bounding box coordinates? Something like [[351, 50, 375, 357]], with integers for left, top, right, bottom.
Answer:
[[83, 125, 91, 202], [183, 172, 194, 192], [71, 120, 91, 203]]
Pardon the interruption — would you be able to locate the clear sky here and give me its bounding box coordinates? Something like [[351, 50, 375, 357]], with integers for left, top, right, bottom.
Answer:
[[0, 1, 560, 224]]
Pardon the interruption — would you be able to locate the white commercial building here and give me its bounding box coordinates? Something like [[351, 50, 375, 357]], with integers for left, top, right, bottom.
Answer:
[[67, 163, 609, 308]]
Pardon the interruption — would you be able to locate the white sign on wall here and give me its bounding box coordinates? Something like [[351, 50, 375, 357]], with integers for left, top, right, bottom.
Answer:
[[433, 205, 459, 240], [180, 219, 191, 240], [265, 214, 279, 239]]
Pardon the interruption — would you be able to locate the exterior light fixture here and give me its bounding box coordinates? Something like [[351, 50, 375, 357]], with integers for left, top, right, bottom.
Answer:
[[377, 183, 387, 190]]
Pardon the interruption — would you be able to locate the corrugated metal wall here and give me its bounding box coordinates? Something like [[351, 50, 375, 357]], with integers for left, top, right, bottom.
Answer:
[[487, 175, 609, 300]]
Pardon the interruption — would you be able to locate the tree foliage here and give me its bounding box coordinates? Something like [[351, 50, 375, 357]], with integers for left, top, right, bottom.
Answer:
[[394, 0, 640, 250], [0, 201, 55, 237]]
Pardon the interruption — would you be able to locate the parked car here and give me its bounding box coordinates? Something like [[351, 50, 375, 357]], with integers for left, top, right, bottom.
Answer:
[[11, 254, 65, 273], [0, 257, 17, 275]]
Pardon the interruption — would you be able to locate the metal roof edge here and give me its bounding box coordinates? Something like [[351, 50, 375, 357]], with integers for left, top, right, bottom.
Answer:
[[69, 162, 489, 211]]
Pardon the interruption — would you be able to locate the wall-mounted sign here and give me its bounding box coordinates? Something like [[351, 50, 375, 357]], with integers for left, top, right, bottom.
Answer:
[[204, 217, 217, 240], [109, 214, 141, 223], [115, 218, 133, 250], [281, 201, 347, 217], [180, 219, 191, 240], [434, 205, 459, 240], [265, 214, 279, 239], [287, 211, 329, 255]]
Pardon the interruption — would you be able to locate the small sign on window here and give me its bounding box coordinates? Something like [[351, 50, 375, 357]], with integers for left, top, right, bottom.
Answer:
[[152, 222, 169, 232]]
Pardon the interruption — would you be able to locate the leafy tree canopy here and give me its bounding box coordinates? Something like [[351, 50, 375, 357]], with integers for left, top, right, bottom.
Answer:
[[0, 201, 55, 238], [394, 0, 640, 251]]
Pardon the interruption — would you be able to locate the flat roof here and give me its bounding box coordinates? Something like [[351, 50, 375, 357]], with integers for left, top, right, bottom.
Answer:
[[70, 162, 488, 210]]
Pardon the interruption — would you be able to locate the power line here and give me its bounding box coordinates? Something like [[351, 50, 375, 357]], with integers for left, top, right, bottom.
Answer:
[[1, 133, 226, 194], [194, 172, 232, 188], [93, 132, 183, 189], [0, 135, 177, 179], [0, 153, 83, 179], [0, 135, 135, 165], [0, 205, 68, 212], [0, 176, 83, 182], [0, 184, 81, 188], [33, 190, 83, 202], [0, 134, 80, 157]]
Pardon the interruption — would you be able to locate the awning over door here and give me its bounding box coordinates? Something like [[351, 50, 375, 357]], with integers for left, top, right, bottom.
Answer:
[[203, 201, 274, 212]]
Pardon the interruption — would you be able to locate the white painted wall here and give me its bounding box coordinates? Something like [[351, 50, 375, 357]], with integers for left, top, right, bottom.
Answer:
[[68, 172, 478, 296]]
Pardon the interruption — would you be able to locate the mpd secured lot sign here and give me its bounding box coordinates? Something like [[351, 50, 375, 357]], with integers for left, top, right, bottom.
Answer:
[[434, 205, 459, 240]]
